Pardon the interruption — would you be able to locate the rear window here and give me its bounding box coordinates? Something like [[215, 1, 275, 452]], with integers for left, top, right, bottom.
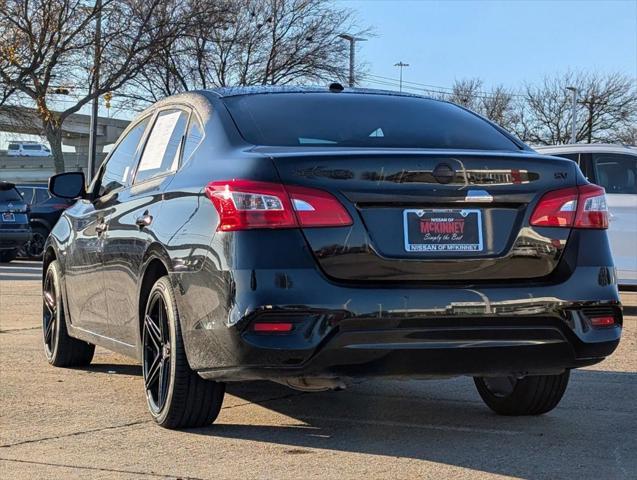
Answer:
[[223, 93, 520, 151], [0, 188, 22, 202], [8, 144, 19, 150], [17, 187, 35, 204]]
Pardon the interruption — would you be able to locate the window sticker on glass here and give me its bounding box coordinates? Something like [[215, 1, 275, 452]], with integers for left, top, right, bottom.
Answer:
[[138, 111, 182, 171]]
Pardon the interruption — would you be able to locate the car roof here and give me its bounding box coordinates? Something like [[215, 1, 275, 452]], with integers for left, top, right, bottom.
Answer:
[[205, 85, 427, 99], [535, 143, 637, 155]]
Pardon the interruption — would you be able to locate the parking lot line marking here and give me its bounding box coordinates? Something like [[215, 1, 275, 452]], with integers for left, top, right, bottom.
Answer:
[[0, 276, 41, 281], [0, 272, 41, 277], [0, 263, 42, 270], [293, 415, 522, 435], [0, 458, 206, 480]]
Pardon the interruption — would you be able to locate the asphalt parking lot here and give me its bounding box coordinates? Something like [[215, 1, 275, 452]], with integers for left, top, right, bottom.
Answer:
[[1, 260, 636, 479]]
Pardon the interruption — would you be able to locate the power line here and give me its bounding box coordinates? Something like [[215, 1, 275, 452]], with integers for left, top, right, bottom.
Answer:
[[363, 77, 458, 98], [364, 73, 526, 100]]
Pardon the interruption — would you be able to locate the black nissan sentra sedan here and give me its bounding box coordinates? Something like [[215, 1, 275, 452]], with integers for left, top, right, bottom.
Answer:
[[43, 86, 622, 428]]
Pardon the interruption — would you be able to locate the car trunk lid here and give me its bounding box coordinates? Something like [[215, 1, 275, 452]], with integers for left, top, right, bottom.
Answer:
[[263, 148, 578, 283]]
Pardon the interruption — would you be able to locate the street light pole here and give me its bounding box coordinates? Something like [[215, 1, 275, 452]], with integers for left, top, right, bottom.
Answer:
[[566, 86, 578, 144], [394, 61, 410, 92], [87, 0, 102, 183], [338, 34, 366, 87]]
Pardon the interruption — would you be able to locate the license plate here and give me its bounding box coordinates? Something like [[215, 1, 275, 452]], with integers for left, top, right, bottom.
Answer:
[[403, 209, 483, 252], [2, 213, 15, 222]]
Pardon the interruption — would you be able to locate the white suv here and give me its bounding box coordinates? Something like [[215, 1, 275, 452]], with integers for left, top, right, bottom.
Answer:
[[535, 143, 637, 287], [7, 141, 52, 157]]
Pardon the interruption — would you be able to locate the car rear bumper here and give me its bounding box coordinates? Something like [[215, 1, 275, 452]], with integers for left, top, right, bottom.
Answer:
[[0, 229, 31, 250], [197, 317, 621, 382], [175, 265, 623, 381]]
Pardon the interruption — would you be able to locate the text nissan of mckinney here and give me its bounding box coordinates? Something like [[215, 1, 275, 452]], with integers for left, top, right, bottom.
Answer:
[[42, 86, 622, 428]]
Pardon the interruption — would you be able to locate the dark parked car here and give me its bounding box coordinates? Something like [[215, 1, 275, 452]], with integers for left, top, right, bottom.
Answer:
[[0, 181, 31, 262], [16, 183, 73, 258], [43, 86, 622, 429]]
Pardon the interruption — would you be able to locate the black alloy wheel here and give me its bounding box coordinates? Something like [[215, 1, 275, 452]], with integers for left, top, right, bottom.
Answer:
[[143, 290, 172, 414], [481, 376, 517, 398], [42, 266, 58, 357], [27, 227, 48, 258], [42, 260, 95, 367], [474, 371, 570, 415], [141, 276, 225, 428]]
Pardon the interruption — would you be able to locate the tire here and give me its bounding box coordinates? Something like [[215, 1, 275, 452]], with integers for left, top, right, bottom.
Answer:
[[27, 226, 48, 259], [0, 249, 17, 263], [474, 371, 570, 416], [142, 276, 225, 429], [43, 260, 95, 367]]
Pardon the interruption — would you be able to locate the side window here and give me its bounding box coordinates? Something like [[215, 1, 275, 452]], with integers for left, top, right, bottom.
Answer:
[[34, 188, 50, 204], [135, 109, 189, 184], [555, 153, 588, 178], [98, 116, 151, 197], [592, 153, 637, 194], [181, 116, 204, 164]]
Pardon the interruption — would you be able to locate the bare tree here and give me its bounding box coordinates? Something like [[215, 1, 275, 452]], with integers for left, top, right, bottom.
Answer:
[[446, 78, 483, 111], [514, 72, 637, 145], [0, 0, 205, 173], [479, 85, 515, 128], [127, 0, 362, 103], [577, 73, 637, 143], [442, 78, 516, 131], [616, 125, 637, 146]]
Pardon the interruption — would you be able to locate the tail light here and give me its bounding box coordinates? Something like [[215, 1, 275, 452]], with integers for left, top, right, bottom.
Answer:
[[253, 322, 294, 333], [589, 316, 615, 327], [530, 184, 608, 229], [204, 180, 353, 231]]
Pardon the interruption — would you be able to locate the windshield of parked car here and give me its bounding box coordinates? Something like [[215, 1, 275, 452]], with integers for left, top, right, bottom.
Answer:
[[223, 93, 521, 150], [0, 188, 22, 202]]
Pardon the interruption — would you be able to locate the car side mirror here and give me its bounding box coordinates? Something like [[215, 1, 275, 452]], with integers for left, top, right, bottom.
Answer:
[[49, 172, 86, 199]]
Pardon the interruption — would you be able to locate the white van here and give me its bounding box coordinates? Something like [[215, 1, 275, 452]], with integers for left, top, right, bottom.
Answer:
[[7, 141, 52, 157], [535, 143, 637, 287]]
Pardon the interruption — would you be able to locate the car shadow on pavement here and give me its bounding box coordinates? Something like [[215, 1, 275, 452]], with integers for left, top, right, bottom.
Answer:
[[187, 369, 636, 479], [80, 363, 142, 377]]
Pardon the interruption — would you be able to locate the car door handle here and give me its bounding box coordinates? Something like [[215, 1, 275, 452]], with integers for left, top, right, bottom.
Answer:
[[135, 214, 153, 228], [95, 221, 107, 234]]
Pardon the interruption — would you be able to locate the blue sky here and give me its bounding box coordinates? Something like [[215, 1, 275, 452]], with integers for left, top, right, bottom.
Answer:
[[2, 0, 635, 150], [341, 0, 637, 92]]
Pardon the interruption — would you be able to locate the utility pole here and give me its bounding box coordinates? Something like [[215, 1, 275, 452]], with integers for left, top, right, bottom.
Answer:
[[87, 0, 102, 183], [394, 61, 409, 92], [566, 86, 578, 144], [338, 34, 367, 87]]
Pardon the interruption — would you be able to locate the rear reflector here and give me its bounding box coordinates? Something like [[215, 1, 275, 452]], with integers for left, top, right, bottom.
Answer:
[[590, 316, 615, 327], [253, 322, 294, 332], [205, 180, 352, 231], [530, 184, 608, 229]]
